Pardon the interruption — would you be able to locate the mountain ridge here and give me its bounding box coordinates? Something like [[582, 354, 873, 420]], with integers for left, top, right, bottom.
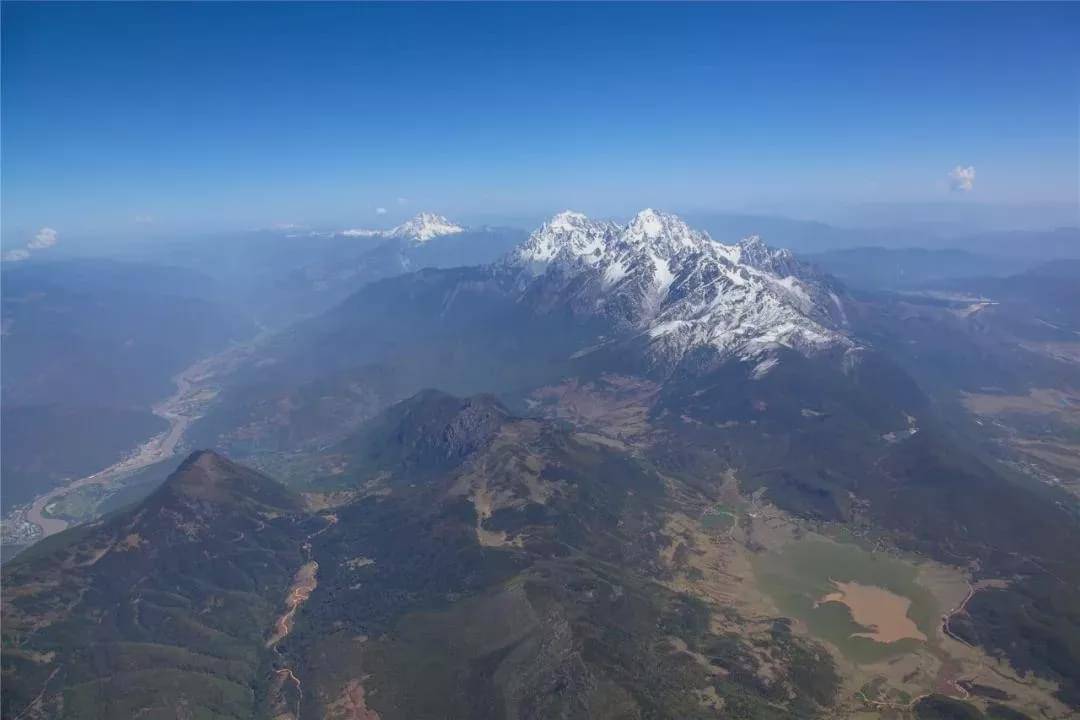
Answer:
[[503, 208, 851, 373], [341, 211, 465, 243]]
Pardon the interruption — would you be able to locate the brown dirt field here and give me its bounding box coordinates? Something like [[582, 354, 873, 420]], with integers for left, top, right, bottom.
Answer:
[[1019, 341, 1080, 365], [656, 480, 1075, 719], [1013, 439, 1080, 472], [531, 374, 659, 444], [963, 388, 1080, 425], [267, 561, 319, 648], [818, 581, 927, 643], [449, 421, 555, 548], [324, 678, 381, 720]]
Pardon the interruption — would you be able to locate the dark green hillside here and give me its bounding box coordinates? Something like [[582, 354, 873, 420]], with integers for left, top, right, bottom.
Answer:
[[283, 392, 840, 719], [829, 277, 1080, 707], [958, 576, 1080, 708], [328, 389, 509, 484], [2, 397, 847, 719], [649, 343, 1080, 708], [1, 451, 308, 720], [654, 347, 928, 521], [913, 695, 986, 719], [237, 266, 608, 397], [186, 265, 612, 463]]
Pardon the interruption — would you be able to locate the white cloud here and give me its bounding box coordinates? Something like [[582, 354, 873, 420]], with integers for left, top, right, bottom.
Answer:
[[28, 227, 58, 249], [948, 165, 976, 192], [396, 197, 409, 206], [2, 249, 31, 262], [375, 207, 388, 215], [134, 215, 155, 225], [4, 226, 60, 260]]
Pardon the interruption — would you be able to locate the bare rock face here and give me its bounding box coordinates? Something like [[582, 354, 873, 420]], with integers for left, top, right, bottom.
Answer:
[[436, 394, 508, 459]]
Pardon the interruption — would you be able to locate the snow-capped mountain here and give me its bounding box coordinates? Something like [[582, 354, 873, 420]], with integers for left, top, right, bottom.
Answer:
[[506, 209, 851, 370], [387, 212, 464, 242], [340, 212, 464, 243]]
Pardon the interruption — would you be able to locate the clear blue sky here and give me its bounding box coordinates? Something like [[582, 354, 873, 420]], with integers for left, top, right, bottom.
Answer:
[[2, 1, 1077, 243]]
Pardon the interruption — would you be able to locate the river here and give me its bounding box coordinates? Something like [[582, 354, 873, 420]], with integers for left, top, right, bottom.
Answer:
[[8, 332, 268, 545]]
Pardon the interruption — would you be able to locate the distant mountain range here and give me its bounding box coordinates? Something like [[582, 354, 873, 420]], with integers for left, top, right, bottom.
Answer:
[[126, 212, 527, 325], [211, 209, 864, 421], [687, 212, 1080, 260], [296, 213, 525, 309], [802, 247, 1027, 290], [340, 211, 466, 242]]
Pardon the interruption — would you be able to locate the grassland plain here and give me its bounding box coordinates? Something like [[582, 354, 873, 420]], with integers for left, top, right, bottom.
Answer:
[[518, 371, 1076, 719], [654, 472, 1073, 720], [751, 538, 938, 664]]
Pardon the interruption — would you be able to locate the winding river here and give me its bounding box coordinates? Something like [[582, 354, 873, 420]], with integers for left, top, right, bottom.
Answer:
[[7, 332, 268, 545]]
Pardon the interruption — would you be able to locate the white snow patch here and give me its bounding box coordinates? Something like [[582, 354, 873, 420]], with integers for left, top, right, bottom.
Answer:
[[604, 259, 628, 285], [752, 357, 780, 379], [775, 276, 812, 305], [648, 320, 688, 338], [549, 210, 589, 233], [651, 254, 674, 295], [829, 292, 849, 325], [635, 208, 664, 238]]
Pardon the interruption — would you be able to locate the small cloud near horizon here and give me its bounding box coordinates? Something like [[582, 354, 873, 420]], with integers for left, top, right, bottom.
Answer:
[[3, 227, 60, 262], [375, 207, 388, 215], [948, 165, 976, 192], [2, 249, 31, 262], [27, 227, 59, 249], [396, 197, 409, 206]]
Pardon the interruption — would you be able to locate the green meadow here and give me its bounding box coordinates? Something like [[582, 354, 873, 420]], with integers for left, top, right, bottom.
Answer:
[[752, 538, 940, 664]]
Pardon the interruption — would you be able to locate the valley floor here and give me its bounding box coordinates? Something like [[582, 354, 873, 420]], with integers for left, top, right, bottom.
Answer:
[[0, 331, 270, 549]]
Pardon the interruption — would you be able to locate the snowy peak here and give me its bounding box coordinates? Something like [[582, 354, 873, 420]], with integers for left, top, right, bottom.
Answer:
[[511, 208, 712, 271], [340, 228, 383, 238], [511, 210, 619, 267], [628, 208, 667, 238], [388, 212, 465, 243], [506, 209, 850, 371], [547, 210, 591, 232], [623, 208, 708, 252], [508, 209, 707, 284], [734, 234, 800, 276], [339, 212, 465, 243]]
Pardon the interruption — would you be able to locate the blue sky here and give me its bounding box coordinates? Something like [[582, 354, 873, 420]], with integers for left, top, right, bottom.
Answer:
[[2, 2, 1078, 244]]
